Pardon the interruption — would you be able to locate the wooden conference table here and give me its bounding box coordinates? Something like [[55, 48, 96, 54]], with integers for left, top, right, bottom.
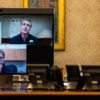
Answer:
[[0, 82, 100, 97]]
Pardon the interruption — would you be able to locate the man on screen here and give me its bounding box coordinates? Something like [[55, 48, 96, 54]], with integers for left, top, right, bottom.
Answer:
[[0, 49, 17, 74], [10, 19, 38, 44]]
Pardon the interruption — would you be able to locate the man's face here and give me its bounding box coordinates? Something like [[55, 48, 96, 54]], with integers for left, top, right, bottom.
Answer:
[[21, 20, 32, 35]]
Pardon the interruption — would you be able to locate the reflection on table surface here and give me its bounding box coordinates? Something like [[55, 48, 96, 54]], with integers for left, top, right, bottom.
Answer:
[[0, 82, 29, 92]]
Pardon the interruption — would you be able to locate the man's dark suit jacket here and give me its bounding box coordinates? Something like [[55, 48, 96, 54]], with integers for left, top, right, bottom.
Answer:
[[10, 34, 38, 44], [2, 64, 17, 74]]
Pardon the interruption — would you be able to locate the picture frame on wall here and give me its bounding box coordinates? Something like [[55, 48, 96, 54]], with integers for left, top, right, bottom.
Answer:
[[23, 0, 65, 50]]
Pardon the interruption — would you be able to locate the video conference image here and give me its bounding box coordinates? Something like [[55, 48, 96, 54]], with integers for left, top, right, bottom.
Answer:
[[0, 44, 26, 74], [0, 14, 54, 45]]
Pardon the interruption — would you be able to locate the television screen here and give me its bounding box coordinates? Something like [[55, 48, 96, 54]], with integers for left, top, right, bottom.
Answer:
[[0, 8, 54, 74], [0, 44, 26, 74], [0, 8, 54, 45]]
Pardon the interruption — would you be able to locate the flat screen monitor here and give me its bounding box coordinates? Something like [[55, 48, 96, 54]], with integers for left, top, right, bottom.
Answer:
[[0, 8, 54, 45], [0, 8, 54, 73], [82, 65, 100, 84], [0, 44, 26, 74]]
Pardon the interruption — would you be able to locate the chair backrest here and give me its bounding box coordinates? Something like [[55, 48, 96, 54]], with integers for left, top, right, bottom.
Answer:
[[66, 65, 81, 82]]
